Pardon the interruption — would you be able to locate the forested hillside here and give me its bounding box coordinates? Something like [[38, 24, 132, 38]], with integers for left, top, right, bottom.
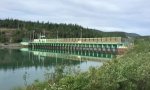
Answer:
[[0, 19, 126, 43]]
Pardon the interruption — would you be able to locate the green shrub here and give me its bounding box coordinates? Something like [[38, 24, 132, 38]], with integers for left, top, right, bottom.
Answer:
[[24, 37, 150, 90]]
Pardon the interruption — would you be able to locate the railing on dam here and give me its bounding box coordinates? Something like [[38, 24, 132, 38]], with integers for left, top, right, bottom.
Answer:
[[32, 37, 128, 44]]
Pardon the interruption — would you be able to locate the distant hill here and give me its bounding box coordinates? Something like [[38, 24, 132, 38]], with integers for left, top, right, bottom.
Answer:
[[0, 18, 127, 43], [125, 33, 140, 37]]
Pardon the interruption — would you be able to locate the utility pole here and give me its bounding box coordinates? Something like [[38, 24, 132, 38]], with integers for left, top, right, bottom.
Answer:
[[40, 32, 42, 39], [44, 29, 45, 36], [80, 29, 82, 42], [57, 30, 58, 42], [30, 31, 32, 42], [32, 30, 35, 41], [17, 21, 19, 30], [23, 23, 26, 30], [44, 29, 46, 39]]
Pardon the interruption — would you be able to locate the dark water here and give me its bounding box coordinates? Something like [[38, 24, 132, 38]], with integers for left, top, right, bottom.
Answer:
[[0, 48, 113, 90]]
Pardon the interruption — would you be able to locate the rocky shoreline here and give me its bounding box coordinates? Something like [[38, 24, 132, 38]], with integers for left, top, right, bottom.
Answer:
[[0, 43, 25, 49]]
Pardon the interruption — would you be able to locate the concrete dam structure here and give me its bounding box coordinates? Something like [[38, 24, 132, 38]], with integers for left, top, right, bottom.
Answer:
[[29, 37, 132, 55]]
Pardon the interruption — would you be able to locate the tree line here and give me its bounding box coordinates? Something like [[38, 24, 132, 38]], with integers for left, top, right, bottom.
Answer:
[[0, 19, 126, 43]]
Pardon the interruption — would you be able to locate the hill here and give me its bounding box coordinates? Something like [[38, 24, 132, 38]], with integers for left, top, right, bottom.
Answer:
[[125, 33, 140, 37], [0, 19, 127, 43]]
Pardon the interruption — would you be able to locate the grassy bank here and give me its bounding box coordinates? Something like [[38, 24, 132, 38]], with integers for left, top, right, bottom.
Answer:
[[16, 37, 150, 90]]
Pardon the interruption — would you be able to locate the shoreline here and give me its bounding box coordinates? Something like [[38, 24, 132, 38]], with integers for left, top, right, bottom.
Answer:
[[0, 43, 26, 49]]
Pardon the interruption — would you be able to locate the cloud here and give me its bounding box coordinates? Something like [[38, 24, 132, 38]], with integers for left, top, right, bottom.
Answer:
[[0, 0, 150, 35]]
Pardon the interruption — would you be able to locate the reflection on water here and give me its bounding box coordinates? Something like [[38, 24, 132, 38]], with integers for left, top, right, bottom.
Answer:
[[0, 48, 114, 90]]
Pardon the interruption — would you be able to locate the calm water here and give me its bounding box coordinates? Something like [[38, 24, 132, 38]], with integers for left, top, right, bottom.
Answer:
[[0, 48, 113, 90]]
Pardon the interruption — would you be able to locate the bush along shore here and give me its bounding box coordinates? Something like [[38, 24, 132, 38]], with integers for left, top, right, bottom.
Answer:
[[16, 37, 150, 90]]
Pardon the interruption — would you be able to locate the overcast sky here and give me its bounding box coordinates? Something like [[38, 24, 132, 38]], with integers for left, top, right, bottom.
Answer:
[[0, 0, 150, 35]]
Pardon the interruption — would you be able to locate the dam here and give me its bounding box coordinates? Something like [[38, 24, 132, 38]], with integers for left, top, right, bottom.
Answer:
[[28, 37, 131, 55]]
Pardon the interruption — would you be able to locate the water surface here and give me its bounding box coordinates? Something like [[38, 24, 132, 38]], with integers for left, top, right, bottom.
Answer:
[[0, 49, 113, 90]]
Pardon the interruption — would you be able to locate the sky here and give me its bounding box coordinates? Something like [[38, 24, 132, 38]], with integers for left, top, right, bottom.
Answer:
[[0, 0, 150, 35]]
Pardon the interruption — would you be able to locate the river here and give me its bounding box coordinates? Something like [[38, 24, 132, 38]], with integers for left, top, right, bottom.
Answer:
[[0, 48, 113, 90]]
